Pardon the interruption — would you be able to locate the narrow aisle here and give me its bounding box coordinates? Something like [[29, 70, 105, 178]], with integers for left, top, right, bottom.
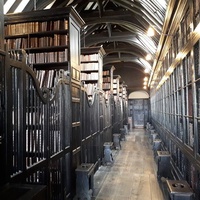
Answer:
[[92, 128, 164, 200]]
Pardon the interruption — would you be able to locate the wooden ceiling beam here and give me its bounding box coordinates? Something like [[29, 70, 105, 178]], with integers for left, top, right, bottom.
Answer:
[[105, 48, 145, 58], [82, 10, 140, 24], [83, 31, 137, 46], [106, 23, 112, 37], [97, 0, 103, 17], [51, 0, 70, 8], [24, 0, 50, 11]]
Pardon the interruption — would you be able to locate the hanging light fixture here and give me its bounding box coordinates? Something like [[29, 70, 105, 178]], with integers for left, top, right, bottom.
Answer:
[[147, 26, 155, 37], [145, 54, 152, 60]]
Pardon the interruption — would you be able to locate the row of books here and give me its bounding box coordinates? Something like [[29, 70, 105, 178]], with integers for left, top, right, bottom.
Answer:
[[81, 72, 98, 81], [103, 70, 110, 76], [26, 157, 44, 168], [102, 83, 111, 90], [83, 83, 98, 96], [9, 50, 23, 61], [113, 83, 117, 89], [5, 20, 68, 36], [27, 132, 63, 157], [80, 53, 99, 61], [113, 89, 117, 94], [81, 63, 99, 71], [6, 35, 69, 50], [6, 38, 28, 49], [27, 50, 68, 64], [26, 111, 43, 125], [25, 131, 44, 153], [188, 122, 194, 147], [185, 53, 193, 82], [29, 35, 68, 48], [49, 131, 62, 154], [6, 34, 68, 49], [181, 10, 191, 46], [103, 77, 111, 82], [158, 36, 194, 88], [36, 69, 68, 88], [36, 70, 55, 88]]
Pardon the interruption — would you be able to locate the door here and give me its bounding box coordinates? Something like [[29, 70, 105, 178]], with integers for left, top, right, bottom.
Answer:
[[133, 99, 144, 127], [128, 99, 149, 128]]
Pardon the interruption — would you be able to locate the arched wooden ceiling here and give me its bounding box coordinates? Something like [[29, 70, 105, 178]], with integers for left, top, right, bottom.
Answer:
[[4, 0, 169, 92]]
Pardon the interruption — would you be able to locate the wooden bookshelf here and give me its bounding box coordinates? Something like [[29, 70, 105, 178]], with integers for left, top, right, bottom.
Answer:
[[150, 1, 200, 198], [113, 75, 121, 100], [122, 84, 128, 100], [3, 7, 85, 198], [102, 65, 115, 92], [80, 46, 105, 97], [4, 7, 84, 89], [119, 81, 124, 98]]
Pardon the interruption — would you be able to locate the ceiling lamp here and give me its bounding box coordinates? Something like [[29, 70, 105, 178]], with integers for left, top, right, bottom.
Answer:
[[145, 54, 152, 60], [147, 26, 155, 37]]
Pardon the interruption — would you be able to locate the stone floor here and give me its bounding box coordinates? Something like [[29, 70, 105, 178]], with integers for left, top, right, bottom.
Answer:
[[92, 128, 164, 200]]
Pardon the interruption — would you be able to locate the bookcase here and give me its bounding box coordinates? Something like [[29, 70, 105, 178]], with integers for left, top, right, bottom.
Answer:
[[150, 1, 200, 198], [80, 46, 105, 98], [3, 7, 84, 199], [102, 65, 115, 101], [103, 65, 115, 91], [122, 84, 128, 100], [113, 75, 121, 101], [119, 81, 126, 98], [4, 7, 84, 89], [0, 6, 130, 200]]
